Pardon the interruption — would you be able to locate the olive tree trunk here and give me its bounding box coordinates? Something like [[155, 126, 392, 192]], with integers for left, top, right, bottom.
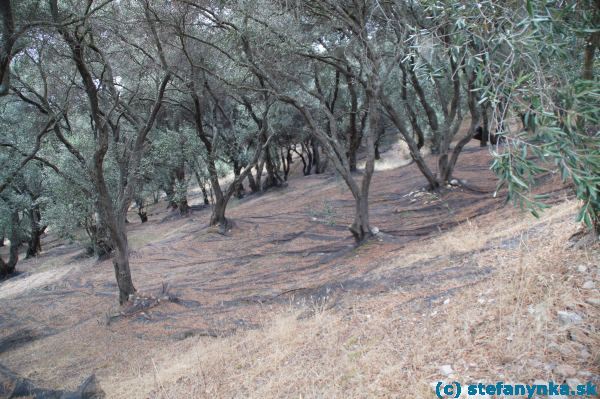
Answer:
[[0, 211, 19, 278], [26, 204, 44, 258]]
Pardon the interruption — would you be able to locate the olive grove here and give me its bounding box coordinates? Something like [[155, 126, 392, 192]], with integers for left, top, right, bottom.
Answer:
[[0, 0, 597, 301]]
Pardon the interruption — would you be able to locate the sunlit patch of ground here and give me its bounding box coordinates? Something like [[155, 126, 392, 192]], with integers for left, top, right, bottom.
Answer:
[[0, 266, 74, 300], [357, 137, 431, 171]]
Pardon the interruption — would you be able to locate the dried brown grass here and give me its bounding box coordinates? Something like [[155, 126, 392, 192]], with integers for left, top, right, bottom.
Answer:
[[106, 200, 599, 398]]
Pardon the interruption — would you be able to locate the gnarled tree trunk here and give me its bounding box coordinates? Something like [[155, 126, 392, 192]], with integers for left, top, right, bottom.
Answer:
[[209, 193, 229, 227], [172, 164, 189, 216], [0, 0, 16, 96], [247, 168, 260, 193], [349, 189, 371, 244], [26, 204, 44, 258], [0, 211, 19, 278], [111, 221, 136, 305], [263, 145, 283, 189], [135, 199, 148, 223], [281, 146, 292, 181], [194, 169, 211, 205], [350, 88, 379, 243], [345, 68, 362, 172], [381, 93, 440, 190], [312, 138, 324, 174], [232, 159, 245, 199], [207, 157, 228, 227]]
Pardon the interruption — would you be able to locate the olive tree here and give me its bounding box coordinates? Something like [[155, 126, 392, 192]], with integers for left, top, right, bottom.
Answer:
[[481, 0, 600, 236]]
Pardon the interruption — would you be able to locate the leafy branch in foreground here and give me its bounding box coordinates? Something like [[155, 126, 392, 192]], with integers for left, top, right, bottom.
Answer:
[[490, 0, 599, 236], [493, 80, 599, 234]]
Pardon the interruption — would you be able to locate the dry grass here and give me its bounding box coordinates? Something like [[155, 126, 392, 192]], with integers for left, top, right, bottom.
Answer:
[[107, 200, 599, 398], [0, 266, 74, 300]]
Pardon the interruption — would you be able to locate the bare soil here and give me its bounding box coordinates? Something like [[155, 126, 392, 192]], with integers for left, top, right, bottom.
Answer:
[[0, 144, 581, 397]]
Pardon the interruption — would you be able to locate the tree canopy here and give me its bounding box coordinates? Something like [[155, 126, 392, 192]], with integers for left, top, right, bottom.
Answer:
[[0, 0, 597, 302]]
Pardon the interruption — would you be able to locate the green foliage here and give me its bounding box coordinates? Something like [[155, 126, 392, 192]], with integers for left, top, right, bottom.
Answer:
[[0, 0, 597, 259], [489, 0, 600, 234], [493, 80, 600, 231], [0, 193, 25, 242], [42, 172, 94, 243]]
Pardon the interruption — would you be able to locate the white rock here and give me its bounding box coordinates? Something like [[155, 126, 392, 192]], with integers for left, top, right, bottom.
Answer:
[[443, 298, 450, 305], [371, 226, 380, 234], [558, 311, 583, 325], [450, 179, 460, 186], [439, 364, 454, 376], [585, 297, 600, 306], [577, 265, 588, 273], [555, 364, 577, 377], [582, 280, 596, 289]]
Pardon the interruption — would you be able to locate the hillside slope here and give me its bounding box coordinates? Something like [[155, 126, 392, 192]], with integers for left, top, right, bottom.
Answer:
[[137, 200, 599, 399], [0, 145, 597, 398]]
